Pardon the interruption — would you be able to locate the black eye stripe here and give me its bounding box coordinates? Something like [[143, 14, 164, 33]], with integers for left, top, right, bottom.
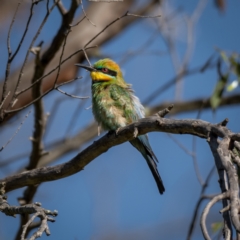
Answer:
[[96, 68, 117, 77]]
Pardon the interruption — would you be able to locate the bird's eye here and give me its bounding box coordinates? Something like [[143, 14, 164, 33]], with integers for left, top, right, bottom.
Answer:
[[102, 68, 108, 73]]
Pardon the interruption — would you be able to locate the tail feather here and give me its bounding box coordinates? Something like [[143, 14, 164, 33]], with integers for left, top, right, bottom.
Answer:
[[130, 136, 165, 194], [145, 154, 165, 194]]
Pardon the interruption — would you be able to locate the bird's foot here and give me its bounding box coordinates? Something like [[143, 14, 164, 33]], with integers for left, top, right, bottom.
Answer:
[[133, 127, 138, 138], [115, 127, 122, 136], [107, 128, 122, 137]]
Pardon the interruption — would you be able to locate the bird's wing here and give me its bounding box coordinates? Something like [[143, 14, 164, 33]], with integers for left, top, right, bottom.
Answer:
[[130, 89, 159, 163], [110, 84, 139, 123], [110, 85, 165, 194], [110, 84, 158, 162]]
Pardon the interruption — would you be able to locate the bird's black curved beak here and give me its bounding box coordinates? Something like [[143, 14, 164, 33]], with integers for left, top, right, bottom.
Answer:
[[75, 64, 96, 72]]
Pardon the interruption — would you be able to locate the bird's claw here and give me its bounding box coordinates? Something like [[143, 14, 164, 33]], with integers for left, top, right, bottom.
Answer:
[[107, 129, 121, 136], [133, 127, 138, 138], [115, 127, 122, 136]]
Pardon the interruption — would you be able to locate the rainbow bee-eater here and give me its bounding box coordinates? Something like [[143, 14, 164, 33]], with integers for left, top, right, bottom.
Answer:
[[76, 59, 165, 194]]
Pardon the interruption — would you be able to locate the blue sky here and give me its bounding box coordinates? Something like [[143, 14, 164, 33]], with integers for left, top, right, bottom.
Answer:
[[1, 0, 240, 239]]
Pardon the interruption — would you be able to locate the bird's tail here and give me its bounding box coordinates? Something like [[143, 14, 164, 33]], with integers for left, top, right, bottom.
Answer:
[[144, 154, 165, 194], [130, 136, 165, 194]]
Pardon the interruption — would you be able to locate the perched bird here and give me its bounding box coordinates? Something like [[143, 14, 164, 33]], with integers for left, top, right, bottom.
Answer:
[[76, 59, 165, 194]]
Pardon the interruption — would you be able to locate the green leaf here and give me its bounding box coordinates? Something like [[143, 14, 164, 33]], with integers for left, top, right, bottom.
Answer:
[[227, 80, 239, 92], [211, 222, 223, 233], [210, 75, 228, 110]]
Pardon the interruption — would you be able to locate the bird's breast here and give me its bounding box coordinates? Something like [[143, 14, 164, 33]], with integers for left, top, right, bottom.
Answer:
[[92, 92, 127, 130]]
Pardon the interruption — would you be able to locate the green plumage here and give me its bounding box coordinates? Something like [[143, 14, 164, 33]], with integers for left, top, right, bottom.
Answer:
[[92, 83, 137, 130], [76, 58, 165, 194]]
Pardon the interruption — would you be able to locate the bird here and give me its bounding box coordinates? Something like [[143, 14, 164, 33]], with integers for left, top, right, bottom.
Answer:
[[76, 58, 165, 194]]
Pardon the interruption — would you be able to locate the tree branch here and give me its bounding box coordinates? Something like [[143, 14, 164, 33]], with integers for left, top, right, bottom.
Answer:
[[1, 109, 236, 193], [200, 191, 230, 240], [208, 131, 232, 239], [148, 94, 240, 116], [208, 132, 240, 236], [0, 182, 57, 240]]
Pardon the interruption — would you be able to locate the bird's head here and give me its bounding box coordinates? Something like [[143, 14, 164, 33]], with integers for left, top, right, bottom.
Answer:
[[76, 58, 126, 86]]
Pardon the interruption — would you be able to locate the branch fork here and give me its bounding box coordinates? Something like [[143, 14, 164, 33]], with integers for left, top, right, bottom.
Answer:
[[0, 182, 57, 240]]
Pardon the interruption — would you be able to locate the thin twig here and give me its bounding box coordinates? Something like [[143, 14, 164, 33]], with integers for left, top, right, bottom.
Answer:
[[191, 101, 206, 187], [187, 165, 215, 240], [56, 88, 89, 99], [219, 204, 230, 214], [14, 46, 96, 98], [157, 104, 174, 117], [84, 11, 129, 48], [0, 110, 31, 152], [65, 97, 88, 136], [7, 2, 22, 58], [82, 48, 92, 66], [191, 134, 204, 186], [69, 16, 86, 27], [85, 105, 92, 110], [55, 0, 67, 15], [84, 11, 160, 48], [5, 77, 87, 114], [181, 0, 208, 71], [118, 28, 163, 65], [83, 10, 161, 49], [127, 13, 161, 18], [0, 91, 10, 111], [1, 1, 23, 104], [80, 0, 96, 27], [167, 133, 195, 157], [11, 2, 35, 62], [200, 192, 229, 240], [56, 76, 82, 87], [53, 29, 71, 87], [8, 0, 59, 109], [8, 90, 51, 114], [21, 212, 40, 240], [44, 80, 86, 139], [143, 57, 217, 105]]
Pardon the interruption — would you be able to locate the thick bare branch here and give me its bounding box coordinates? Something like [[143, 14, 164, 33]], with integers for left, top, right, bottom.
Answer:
[[200, 192, 230, 240], [2, 93, 239, 169], [208, 133, 235, 238], [1, 112, 235, 193], [27, 43, 45, 170], [209, 135, 240, 233]]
